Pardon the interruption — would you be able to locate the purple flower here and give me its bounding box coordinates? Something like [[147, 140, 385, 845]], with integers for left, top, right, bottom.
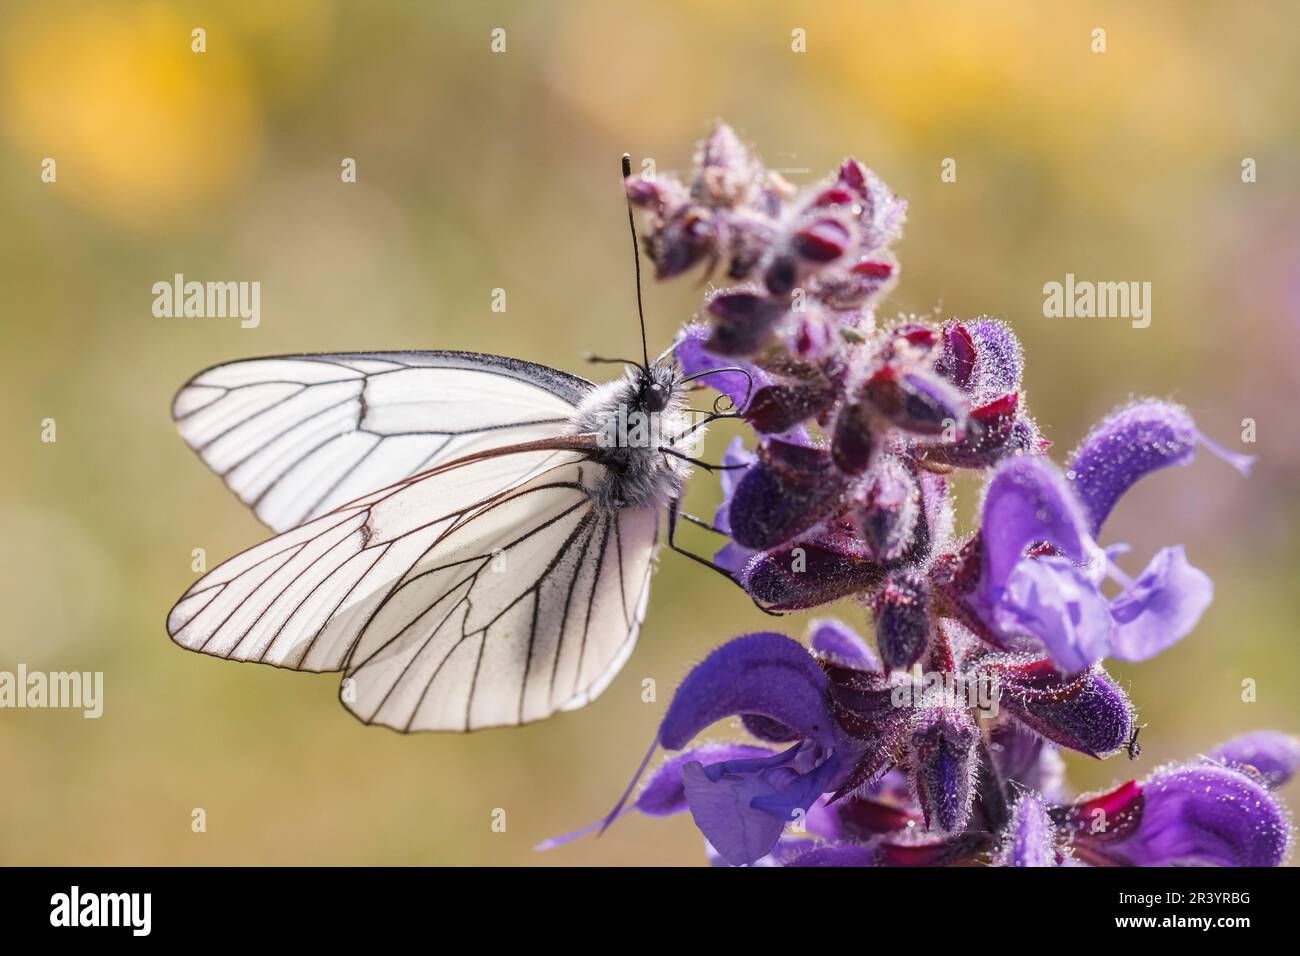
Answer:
[[964, 430, 1220, 673], [594, 632, 853, 866], [1209, 731, 1300, 788], [1054, 758, 1293, 867]]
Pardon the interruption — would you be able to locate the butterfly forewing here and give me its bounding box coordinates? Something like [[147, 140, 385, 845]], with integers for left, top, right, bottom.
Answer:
[[173, 351, 592, 533]]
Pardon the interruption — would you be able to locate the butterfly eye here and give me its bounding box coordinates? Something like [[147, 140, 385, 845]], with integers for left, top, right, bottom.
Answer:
[[643, 381, 669, 413]]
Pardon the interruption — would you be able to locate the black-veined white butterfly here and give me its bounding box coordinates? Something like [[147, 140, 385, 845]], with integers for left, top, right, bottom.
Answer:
[[166, 156, 751, 733]]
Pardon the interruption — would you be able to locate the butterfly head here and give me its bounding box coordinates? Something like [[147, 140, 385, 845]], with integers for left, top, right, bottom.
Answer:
[[636, 361, 677, 414]]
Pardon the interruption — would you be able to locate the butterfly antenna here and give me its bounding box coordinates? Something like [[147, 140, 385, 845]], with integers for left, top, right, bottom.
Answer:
[[622, 153, 652, 371]]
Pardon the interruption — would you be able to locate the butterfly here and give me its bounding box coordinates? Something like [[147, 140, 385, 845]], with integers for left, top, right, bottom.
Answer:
[[166, 156, 752, 733]]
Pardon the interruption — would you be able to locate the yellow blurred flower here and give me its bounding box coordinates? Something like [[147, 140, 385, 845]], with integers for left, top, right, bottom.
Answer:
[[2, 2, 261, 231]]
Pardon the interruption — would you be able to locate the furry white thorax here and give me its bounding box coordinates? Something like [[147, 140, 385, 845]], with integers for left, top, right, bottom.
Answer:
[[568, 363, 701, 512]]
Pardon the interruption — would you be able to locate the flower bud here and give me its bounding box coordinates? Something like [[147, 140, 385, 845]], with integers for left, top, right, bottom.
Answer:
[[793, 218, 850, 263], [995, 791, 1059, 867], [987, 658, 1133, 758], [704, 291, 787, 356], [744, 382, 837, 434], [727, 442, 846, 549], [837, 158, 868, 197], [830, 399, 876, 475], [860, 366, 969, 437], [763, 253, 799, 295], [650, 210, 712, 279], [694, 123, 756, 207], [934, 321, 977, 389], [852, 458, 921, 562], [744, 539, 884, 610], [918, 392, 1023, 469], [910, 705, 979, 833], [873, 570, 930, 670]]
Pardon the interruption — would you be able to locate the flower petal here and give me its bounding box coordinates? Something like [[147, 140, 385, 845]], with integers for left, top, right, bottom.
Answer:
[[1107, 764, 1291, 867], [1210, 732, 1300, 789], [712, 437, 759, 574], [808, 617, 880, 672], [681, 759, 790, 866], [785, 843, 880, 867], [967, 319, 1024, 397], [1106, 546, 1212, 661], [1066, 400, 1218, 534], [979, 456, 1095, 594], [658, 633, 834, 750], [636, 744, 776, 816], [994, 556, 1113, 673], [996, 791, 1058, 867]]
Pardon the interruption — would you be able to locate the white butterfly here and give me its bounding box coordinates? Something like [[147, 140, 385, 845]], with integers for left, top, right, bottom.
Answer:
[[166, 159, 750, 733], [166, 349, 730, 731]]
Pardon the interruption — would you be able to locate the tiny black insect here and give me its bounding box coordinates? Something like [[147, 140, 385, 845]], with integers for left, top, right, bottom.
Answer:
[[1125, 723, 1146, 760]]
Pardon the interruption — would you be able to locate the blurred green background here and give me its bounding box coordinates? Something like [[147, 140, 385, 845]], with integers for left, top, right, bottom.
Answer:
[[1, 0, 1296, 865]]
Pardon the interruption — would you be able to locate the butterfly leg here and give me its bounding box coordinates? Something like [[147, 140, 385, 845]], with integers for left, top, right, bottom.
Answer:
[[658, 446, 749, 474], [666, 497, 781, 617], [678, 510, 725, 535]]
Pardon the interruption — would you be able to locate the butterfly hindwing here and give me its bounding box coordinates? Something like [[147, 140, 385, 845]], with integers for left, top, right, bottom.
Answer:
[[167, 443, 660, 731]]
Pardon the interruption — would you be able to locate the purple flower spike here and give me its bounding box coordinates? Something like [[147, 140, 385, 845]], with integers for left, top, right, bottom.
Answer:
[[659, 632, 835, 749], [1069, 765, 1293, 867], [1067, 400, 1255, 534], [909, 706, 979, 833], [996, 791, 1058, 867], [1210, 731, 1300, 789], [559, 123, 1288, 869]]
